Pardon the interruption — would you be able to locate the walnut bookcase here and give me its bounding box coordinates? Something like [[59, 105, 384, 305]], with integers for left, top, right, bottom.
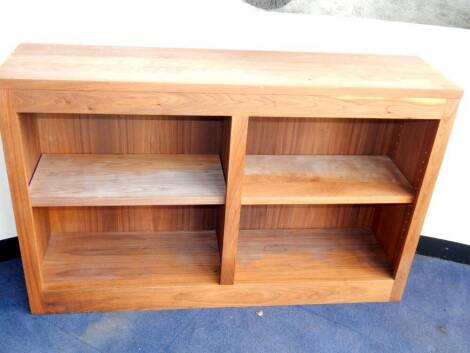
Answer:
[[0, 44, 462, 313]]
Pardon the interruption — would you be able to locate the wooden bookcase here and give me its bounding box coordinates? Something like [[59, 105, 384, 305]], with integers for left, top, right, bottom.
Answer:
[[0, 44, 462, 313]]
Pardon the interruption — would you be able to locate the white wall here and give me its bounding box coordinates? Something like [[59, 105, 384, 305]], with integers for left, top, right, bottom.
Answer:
[[0, 0, 469, 244], [0, 141, 16, 239]]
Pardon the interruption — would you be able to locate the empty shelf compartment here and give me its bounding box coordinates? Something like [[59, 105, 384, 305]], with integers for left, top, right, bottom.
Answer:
[[236, 228, 392, 284], [42, 230, 220, 290]]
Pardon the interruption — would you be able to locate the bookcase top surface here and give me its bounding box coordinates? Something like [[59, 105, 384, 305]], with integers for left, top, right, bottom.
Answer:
[[0, 43, 462, 98]]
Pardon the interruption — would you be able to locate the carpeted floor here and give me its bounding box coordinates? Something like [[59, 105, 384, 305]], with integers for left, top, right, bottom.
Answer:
[[0, 255, 469, 353]]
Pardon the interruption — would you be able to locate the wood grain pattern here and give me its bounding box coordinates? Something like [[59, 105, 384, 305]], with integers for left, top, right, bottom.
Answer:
[[371, 204, 410, 263], [243, 155, 414, 205], [216, 119, 231, 253], [389, 120, 440, 187], [29, 154, 225, 207], [0, 44, 461, 313], [18, 113, 41, 181], [219, 116, 249, 284], [41, 279, 394, 313], [42, 231, 220, 289], [241, 205, 375, 230], [236, 228, 392, 283], [0, 44, 462, 98], [47, 206, 217, 233], [12, 89, 447, 119], [33, 114, 225, 154], [390, 99, 460, 299], [0, 90, 45, 313], [372, 119, 439, 266], [247, 117, 398, 155]]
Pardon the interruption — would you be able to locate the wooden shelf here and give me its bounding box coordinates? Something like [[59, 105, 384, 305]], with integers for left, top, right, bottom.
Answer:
[[42, 231, 220, 290], [29, 154, 226, 207], [235, 228, 392, 284], [242, 155, 414, 205]]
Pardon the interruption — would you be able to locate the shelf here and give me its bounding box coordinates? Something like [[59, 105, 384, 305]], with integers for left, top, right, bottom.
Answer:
[[30, 154, 226, 207], [242, 155, 414, 205], [40, 229, 394, 311], [235, 228, 392, 284], [42, 231, 220, 290]]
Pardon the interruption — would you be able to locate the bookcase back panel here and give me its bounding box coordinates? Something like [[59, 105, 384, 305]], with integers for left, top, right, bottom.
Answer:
[[241, 205, 375, 230], [46, 206, 218, 233], [247, 117, 399, 155], [27, 113, 226, 154]]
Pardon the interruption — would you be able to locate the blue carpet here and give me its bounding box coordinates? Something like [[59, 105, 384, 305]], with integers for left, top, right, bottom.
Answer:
[[0, 255, 469, 353]]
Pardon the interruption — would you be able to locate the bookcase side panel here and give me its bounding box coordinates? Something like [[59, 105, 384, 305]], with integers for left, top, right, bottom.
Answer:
[[0, 90, 46, 313], [390, 99, 460, 299]]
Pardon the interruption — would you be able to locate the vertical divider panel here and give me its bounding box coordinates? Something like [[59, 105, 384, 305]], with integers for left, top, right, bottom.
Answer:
[[0, 90, 46, 313], [219, 115, 249, 285]]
